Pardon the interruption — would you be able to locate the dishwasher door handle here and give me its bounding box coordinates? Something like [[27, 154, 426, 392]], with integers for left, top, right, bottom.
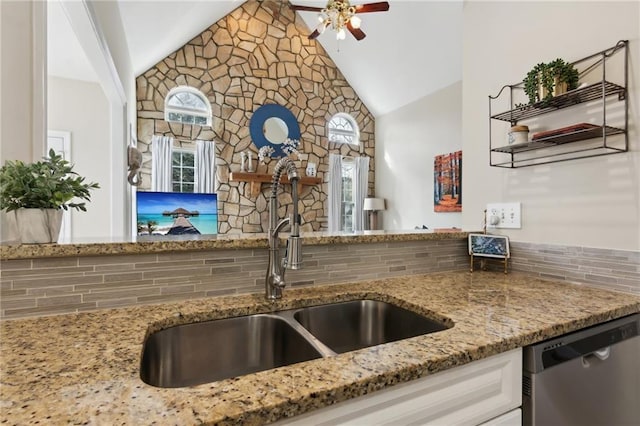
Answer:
[[582, 346, 611, 367], [593, 347, 611, 360]]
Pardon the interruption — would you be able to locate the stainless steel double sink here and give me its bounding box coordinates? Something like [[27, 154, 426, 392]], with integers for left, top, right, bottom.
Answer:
[[140, 299, 452, 388]]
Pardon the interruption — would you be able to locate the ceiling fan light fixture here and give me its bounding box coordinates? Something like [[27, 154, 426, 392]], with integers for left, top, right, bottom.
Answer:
[[350, 15, 361, 29], [292, 0, 389, 41]]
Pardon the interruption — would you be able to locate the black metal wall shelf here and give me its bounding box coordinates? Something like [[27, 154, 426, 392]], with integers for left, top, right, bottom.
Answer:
[[491, 125, 625, 155], [491, 82, 625, 124], [488, 40, 628, 168]]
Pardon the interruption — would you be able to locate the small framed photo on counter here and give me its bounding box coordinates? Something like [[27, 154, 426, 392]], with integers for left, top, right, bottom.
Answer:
[[468, 233, 510, 274]]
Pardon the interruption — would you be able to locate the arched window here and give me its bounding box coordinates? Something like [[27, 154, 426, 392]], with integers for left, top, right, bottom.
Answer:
[[164, 86, 211, 126], [328, 113, 360, 145]]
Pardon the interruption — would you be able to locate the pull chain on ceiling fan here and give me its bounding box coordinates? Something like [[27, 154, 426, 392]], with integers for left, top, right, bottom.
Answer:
[[290, 0, 390, 41]]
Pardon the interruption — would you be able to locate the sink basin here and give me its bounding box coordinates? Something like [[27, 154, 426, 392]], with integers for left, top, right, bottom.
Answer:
[[293, 300, 451, 353], [140, 314, 322, 388], [141, 299, 452, 388]]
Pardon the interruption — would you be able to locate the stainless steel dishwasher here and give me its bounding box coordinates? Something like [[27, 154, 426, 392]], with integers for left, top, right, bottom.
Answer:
[[523, 313, 639, 426]]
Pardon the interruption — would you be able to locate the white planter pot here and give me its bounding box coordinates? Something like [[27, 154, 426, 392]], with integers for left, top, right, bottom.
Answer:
[[13, 208, 63, 244]]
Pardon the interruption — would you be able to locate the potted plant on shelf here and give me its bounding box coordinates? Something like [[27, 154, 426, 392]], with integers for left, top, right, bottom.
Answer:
[[0, 149, 99, 243], [523, 58, 579, 105]]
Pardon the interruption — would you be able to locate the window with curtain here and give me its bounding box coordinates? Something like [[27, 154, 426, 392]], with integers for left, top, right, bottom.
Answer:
[[172, 149, 196, 193], [341, 158, 355, 231], [328, 154, 369, 232], [165, 86, 211, 126], [328, 113, 360, 146]]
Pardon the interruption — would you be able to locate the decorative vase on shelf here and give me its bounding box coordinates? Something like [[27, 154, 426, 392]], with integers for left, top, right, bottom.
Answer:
[[305, 162, 317, 177], [247, 151, 254, 173], [13, 209, 63, 244]]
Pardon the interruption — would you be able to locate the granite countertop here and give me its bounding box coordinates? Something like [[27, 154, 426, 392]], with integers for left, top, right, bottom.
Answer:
[[1, 271, 638, 425], [0, 229, 468, 260]]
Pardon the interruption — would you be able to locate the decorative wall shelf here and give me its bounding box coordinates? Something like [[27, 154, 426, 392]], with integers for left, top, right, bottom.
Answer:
[[491, 125, 625, 155], [488, 40, 628, 168], [490, 81, 626, 124], [229, 172, 322, 198]]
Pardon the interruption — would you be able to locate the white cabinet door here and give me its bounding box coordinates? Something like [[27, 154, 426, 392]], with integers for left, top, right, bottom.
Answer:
[[276, 348, 522, 425], [480, 408, 521, 426]]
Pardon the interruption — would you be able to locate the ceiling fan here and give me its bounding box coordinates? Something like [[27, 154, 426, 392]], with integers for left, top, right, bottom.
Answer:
[[290, 0, 390, 41]]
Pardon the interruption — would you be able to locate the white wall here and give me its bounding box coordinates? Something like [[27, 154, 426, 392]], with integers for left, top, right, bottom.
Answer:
[[0, 1, 34, 163], [73, 0, 136, 239], [462, 1, 639, 251], [376, 81, 463, 230], [48, 76, 111, 240], [1, 1, 39, 242], [92, 1, 135, 121], [101, 0, 137, 239], [92, 0, 137, 238]]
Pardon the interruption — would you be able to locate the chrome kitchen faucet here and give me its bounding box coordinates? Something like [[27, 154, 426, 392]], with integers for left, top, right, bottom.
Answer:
[[265, 157, 302, 300]]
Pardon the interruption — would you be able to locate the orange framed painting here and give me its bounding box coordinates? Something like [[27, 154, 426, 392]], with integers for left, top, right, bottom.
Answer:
[[434, 150, 462, 212]]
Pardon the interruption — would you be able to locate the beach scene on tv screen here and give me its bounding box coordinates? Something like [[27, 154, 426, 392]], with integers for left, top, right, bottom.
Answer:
[[137, 192, 217, 236]]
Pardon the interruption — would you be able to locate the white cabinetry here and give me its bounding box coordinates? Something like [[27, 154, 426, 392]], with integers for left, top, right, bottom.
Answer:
[[277, 348, 522, 425], [480, 409, 522, 426]]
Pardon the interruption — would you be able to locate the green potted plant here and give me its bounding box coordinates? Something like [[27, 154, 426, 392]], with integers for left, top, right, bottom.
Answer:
[[523, 58, 579, 105], [0, 149, 99, 243]]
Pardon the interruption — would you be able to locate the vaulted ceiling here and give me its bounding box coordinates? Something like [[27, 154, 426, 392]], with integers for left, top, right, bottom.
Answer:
[[51, 0, 463, 117]]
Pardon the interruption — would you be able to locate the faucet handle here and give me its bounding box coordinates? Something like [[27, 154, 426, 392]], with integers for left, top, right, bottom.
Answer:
[[284, 236, 303, 270]]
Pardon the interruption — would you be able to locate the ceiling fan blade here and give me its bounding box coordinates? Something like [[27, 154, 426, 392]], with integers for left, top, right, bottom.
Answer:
[[347, 22, 366, 41], [308, 21, 330, 40], [355, 2, 390, 13], [308, 28, 322, 40], [290, 5, 324, 12]]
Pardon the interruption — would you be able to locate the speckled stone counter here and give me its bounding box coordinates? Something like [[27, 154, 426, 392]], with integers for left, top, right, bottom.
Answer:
[[1, 271, 638, 425], [0, 229, 468, 260]]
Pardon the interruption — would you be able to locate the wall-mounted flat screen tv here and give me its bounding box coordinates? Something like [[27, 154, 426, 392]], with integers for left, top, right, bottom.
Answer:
[[136, 191, 217, 236]]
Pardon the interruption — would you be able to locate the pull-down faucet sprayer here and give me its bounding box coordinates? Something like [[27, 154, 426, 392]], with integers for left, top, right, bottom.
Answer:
[[265, 157, 302, 300]]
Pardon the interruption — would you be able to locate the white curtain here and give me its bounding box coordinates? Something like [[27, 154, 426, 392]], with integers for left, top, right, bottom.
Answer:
[[151, 135, 173, 191], [353, 156, 370, 232], [328, 153, 343, 232], [195, 140, 215, 193]]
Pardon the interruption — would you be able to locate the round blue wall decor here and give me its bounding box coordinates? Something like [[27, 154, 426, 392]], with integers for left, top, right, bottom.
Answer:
[[249, 104, 301, 158]]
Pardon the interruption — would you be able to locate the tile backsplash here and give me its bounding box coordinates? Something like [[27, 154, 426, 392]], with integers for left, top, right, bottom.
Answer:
[[0, 239, 468, 319], [1, 239, 637, 320], [509, 242, 639, 295]]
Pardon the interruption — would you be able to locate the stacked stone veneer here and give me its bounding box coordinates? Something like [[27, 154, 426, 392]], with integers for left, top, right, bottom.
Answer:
[[136, 0, 375, 234]]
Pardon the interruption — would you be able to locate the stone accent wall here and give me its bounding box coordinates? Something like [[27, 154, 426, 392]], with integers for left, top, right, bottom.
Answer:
[[0, 239, 468, 319], [136, 0, 375, 234]]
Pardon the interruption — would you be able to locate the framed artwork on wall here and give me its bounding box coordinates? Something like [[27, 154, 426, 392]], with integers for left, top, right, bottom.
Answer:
[[434, 150, 462, 212]]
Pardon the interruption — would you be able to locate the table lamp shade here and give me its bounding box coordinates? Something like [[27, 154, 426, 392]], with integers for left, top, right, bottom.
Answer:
[[363, 198, 385, 211]]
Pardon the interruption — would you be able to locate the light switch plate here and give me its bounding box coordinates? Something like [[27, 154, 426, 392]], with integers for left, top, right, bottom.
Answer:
[[486, 202, 521, 229]]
